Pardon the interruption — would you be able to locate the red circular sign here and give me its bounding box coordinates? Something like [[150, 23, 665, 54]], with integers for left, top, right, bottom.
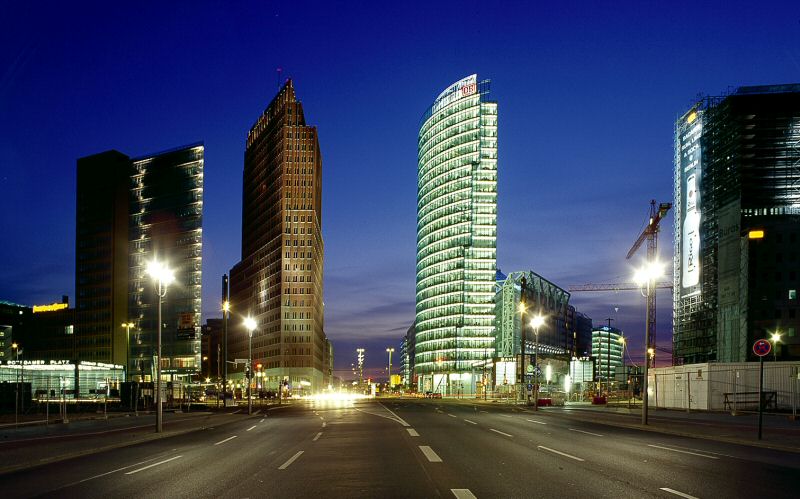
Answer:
[[753, 339, 772, 357]]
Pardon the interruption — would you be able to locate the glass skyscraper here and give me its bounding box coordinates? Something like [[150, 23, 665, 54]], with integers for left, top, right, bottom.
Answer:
[[415, 74, 497, 395], [129, 144, 204, 381]]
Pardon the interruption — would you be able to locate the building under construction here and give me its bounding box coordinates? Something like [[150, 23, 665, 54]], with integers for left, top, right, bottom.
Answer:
[[673, 84, 800, 364]]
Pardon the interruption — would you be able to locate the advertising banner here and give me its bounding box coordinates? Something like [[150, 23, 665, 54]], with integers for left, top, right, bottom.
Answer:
[[678, 110, 703, 298]]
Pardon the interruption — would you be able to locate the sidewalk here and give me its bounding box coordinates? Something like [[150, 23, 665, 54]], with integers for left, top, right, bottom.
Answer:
[[452, 397, 800, 453], [0, 408, 259, 475]]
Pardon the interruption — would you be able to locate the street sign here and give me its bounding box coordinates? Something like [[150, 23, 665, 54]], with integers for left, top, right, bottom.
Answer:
[[532, 365, 542, 377], [526, 364, 534, 374], [527, 383, 533, 391], [753, 339, 771, 357]]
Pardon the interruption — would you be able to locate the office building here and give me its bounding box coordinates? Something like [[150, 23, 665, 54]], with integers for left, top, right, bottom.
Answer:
[[591, 325, 623, 385], [128, 144, 204, 382], [229, 80, 327, 393], [415, 74, 498, 395], [201, 318, 223, 380], [673, 84, 800, 363], [75, 150, 132, 364]]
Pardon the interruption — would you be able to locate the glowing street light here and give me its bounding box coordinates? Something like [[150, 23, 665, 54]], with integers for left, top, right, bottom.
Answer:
[[530, 314, 545, 410], [146, 259, 174, 433], [634, 259, 663, 426], [122, 322, 135, 381], [770, 331, 782, 361], [244, 317, 257, 415]]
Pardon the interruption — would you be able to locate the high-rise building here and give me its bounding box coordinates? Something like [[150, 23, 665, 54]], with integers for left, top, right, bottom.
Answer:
[[415, 74, 497, 395], [75, 150, 132, 364], [673, 84, 800, 363], [591, 325, 623, 385], [128, 144, 204, 382], [229, 80, 326, 393]]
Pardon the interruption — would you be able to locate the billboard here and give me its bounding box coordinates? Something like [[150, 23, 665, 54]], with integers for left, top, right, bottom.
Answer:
[[678, 110, 703, 298]]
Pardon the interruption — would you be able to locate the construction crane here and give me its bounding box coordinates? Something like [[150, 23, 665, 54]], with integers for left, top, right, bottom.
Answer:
[[626, 200, 671, 368]]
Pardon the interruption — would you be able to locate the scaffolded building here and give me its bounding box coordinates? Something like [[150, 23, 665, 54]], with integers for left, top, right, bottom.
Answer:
[[673, 84, 800, 364]]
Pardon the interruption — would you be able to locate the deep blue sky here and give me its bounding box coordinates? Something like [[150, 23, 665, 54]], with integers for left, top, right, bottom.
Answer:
[[1, 1, 798, 377]]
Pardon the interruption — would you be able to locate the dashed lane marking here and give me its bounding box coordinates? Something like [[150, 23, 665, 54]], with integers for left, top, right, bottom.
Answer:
[[660, 487, 700, 499], [526, 419, 547, 425], [464, 419, 477, 425], [648, 444, 718, 460], [419, 445, 443, 462], [451, 489, 478, 499], [448, 414, 457, 418], [313, 432, 322, 442], [537, 445, 584, 462], [214, 436, 238, 446], [278, 451, 304, 470], [260, 418, 265, 423], [569, 428, 603, 437], [247, 425, 257, 431], [125, 455, 183, 475], [407, 428, 419, 437], [490, 428, 513, 438]]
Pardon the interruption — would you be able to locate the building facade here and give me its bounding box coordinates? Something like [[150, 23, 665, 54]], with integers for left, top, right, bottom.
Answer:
[[415, 74, 498, 395], [673, 84, 800, 363], [128, 144, 204, 382], [591, 325, 623, 385], [201, 318, 223, 380], [494, 271, 576, 359], [229, 80, 327, 393], [75, 150, 132, 365]]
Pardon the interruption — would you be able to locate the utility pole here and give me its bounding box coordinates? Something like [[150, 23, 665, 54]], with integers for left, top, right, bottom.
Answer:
[[519, 276, 527, 404], [222, 274, 229, 407]]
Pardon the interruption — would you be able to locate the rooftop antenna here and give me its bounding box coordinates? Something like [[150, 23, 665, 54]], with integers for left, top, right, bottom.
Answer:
[[277, 67, 283, 91]]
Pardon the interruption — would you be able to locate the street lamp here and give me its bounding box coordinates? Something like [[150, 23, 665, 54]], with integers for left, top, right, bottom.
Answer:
[[222, 300, 230, 406], [770, 331, 782, 361], [530, 314, 545, 410], [146, 259, 174, 434], [122, 322, 135, 381], [244, 316, 257, 415], [12, 342, 20, 427], [386, 348, 395, 387], [634, 260, 664, 425]]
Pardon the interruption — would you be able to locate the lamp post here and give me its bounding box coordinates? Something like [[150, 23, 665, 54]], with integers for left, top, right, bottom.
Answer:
[[147, 259, 174, 434], [530, 315, 545, 410], [386, 348, 395, 387], [517, 289, 527, 403], [770, 331, 782, 362], [122, 322, 135, 381], [12, 342, 19, 427], [634, 260, 663, 425], [244, 317, 256, 415], [222, 300, 230, 406]]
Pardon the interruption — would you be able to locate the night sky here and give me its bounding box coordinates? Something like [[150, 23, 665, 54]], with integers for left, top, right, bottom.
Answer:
[[2, 1, 799, 379]]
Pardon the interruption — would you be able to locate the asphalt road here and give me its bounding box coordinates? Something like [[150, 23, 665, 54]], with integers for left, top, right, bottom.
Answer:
[[1, 398, 798, 498]]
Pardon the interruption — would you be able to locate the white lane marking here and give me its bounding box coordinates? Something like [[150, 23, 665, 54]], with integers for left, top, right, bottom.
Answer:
[[214, 435, 238, 446], [451, 489, 478, 499], [322, 422, 327, 428], [490, 428, 513, 438], [654, 442, 737, 459], [73, 457, 160, 484], [648, 444, 718, 460], [260, 418, 265, 423], [464, 419, 477, 425], [419, 445, 443, 462], [254, 409, 261, 415], [313, 432, 322, 441], [319, 416, 325, 420], [407, 428, 420, 437], [537, 446, 585, 462], [526, 419, 547, 425], [480, 410, 488, 413], [500, 414, 512, 418], [125, 455, 183, 475], [448, 414, 457, 418], [267, 405, 289, 411], [247, 425, 257, 432], [660, 487, 700, 499], [569, 428, 604, 437], [378, 402, 411, 427], [278, 450, 304, 470], [232, 409, 241, 414]]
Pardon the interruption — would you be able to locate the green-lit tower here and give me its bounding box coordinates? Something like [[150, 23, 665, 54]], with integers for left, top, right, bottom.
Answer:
[[415, 74, 498, 395]]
